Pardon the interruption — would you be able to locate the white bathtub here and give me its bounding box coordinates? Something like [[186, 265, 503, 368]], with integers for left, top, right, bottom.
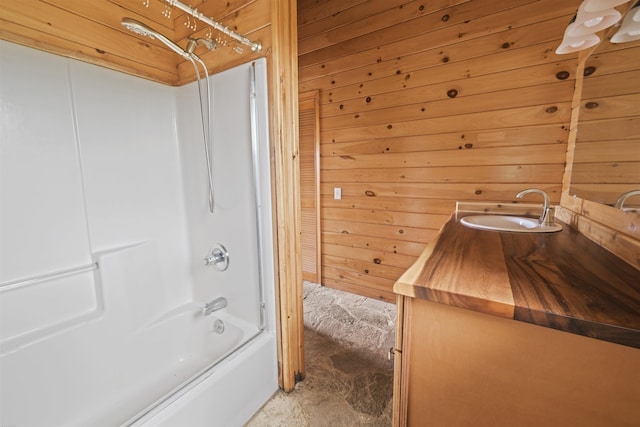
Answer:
[[124, 305, 277, 427], [0, 289, 276, 426], [131, 327, 277, 427]]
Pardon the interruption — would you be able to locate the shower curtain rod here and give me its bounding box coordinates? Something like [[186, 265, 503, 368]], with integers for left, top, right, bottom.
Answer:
[[164, 0, 262, 52]]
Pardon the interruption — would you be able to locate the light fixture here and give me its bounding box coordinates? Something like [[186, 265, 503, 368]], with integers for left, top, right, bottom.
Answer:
[[567, 3, 622, 37], [556, 24, 601, 54], [611, 2, 640, 42], [582, 0, 631, 12]]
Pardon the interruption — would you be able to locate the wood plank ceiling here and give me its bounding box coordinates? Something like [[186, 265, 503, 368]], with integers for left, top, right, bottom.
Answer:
[[0, 0, 270, 86]]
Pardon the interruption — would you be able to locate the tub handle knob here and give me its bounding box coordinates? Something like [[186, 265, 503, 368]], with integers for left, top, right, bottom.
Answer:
[[204, 244, 229, 271]]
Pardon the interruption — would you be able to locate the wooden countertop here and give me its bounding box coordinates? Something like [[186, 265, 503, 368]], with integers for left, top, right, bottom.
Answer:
[[393, 207, 640, 349]]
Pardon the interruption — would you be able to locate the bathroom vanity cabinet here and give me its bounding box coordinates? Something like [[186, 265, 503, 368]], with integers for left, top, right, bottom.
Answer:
[[392, 209, 640, 427]]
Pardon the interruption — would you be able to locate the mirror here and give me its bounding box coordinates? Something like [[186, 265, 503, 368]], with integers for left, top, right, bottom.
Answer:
[[569, 36, 640, 208]]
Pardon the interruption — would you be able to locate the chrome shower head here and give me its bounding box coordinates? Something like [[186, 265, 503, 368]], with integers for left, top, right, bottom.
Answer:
[[121, 17, 154, 38], [121, 17, 191, 60]]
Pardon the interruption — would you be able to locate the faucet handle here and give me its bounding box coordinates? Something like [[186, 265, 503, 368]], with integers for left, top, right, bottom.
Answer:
[[541, 206, 556, 227], [204, 243, 229, 271]]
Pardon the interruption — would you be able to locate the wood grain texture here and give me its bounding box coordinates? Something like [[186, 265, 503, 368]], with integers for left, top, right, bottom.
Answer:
[[299, 90, 321, 283], [397, 297, 640, 427], [556, 202, 640, 269], [298, 0, 578, 299], [395, 214, 640, 348], [412, 217, 515, 319], [0, 0, 270, 85], [501, 226, 640, 348], [558, 39, 640, 267], [568, 42, 640, 206], [270, 0, 303, 392]]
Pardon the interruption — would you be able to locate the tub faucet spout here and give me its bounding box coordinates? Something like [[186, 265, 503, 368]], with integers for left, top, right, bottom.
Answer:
[[515, 188, 554, 226], [204, 297, 227, 316]]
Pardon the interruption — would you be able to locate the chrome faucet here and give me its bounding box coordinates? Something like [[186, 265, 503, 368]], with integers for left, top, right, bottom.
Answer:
[[614, 190, 640, 211], [204, 244, 229, 271], [515, 188, 554, 226], [204, 297, 227, 316]]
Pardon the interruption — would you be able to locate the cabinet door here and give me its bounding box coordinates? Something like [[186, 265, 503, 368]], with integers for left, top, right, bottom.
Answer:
[[400, 297, 640, 426]]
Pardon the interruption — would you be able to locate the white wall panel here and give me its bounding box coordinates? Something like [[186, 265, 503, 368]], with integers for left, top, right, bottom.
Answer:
[[176, 59, 273, 328], [69, 61, 192, 306], [0, 41, 91, 283]]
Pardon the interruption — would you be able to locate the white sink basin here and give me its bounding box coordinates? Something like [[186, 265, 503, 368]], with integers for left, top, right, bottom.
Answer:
[[460, 215, 562, 233]]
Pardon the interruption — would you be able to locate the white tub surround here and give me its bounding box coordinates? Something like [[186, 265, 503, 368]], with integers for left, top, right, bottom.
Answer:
[[0, 41, 277, 426]]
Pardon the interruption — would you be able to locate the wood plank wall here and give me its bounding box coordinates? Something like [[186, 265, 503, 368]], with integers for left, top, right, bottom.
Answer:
[[570, 42, 640, 206], [558, 38, 640, 271], [298, 0, 583, 301]]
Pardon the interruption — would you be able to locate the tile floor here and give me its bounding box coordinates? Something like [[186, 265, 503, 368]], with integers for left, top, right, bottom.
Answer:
[[245, 282, 396, 426]]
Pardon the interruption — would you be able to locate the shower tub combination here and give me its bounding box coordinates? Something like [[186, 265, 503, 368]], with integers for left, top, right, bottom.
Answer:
[[0, 41, 277, 426]]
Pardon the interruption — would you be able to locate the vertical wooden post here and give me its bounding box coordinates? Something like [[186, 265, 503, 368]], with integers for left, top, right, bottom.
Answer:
[[560, 49, 588, 203], [270, 0, 304, 392]]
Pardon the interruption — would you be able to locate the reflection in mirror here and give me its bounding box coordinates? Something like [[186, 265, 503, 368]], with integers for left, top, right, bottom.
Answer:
[[569, 35, 640, 209]]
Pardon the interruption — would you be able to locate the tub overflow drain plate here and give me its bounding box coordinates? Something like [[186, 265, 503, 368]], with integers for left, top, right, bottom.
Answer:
[[213, 319, 225, 334]]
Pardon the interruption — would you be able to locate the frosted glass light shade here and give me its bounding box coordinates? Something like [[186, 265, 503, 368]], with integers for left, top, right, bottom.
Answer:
[[582, 0, 630, 12], [567, 4, 622, 36], [611, 5, 640, 42], [556, 24, 601, 54]]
